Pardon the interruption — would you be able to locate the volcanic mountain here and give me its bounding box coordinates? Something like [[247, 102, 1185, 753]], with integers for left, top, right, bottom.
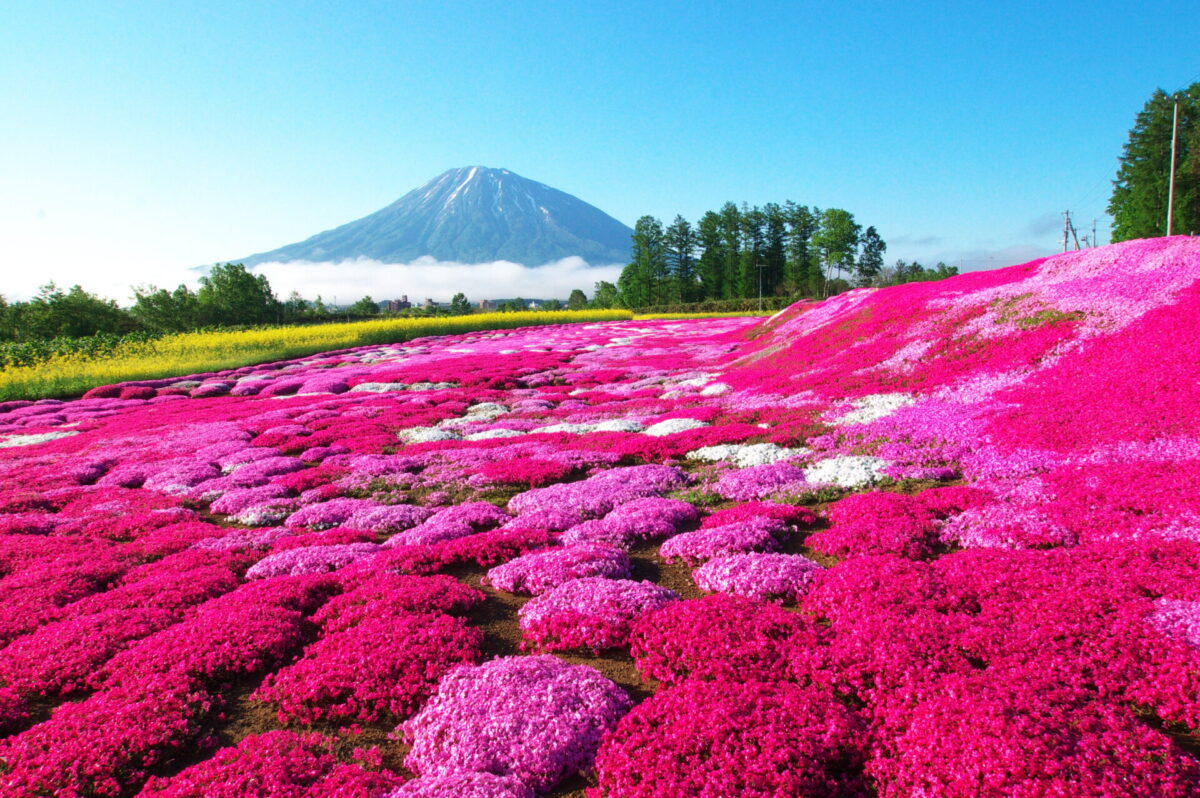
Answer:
[[237, 166, 633, 267]]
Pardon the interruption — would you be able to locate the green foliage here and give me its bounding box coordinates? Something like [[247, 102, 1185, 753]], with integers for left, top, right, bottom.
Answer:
[[668, 487, 723, 507], [880, 260, 959, 286], [664, 215, 698, 302], [348, 295, 379, 316], [6, 283, 135, 341], [130, 284, 201, 332], [615, 200, 893, 310], [619, 215, 671, 308], [0, 331, 161, 369], [812, 208, 861, 290], [636, 297, 794, 315], [196, 263, 282, 326], [1109, 83, 1200, 241], [449, 292, 472, 315], [591, 281, 619, 309], [567, 289, 588, 310], [857, 226, 887, 286]]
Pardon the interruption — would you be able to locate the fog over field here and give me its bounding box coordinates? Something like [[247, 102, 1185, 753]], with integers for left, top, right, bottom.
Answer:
[[252, 256, 624, 304]]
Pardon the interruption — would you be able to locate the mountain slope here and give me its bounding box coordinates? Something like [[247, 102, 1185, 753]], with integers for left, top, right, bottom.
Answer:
[[238, 166, 633, 266]]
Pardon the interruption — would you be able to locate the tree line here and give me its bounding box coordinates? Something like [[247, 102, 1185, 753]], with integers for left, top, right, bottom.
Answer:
[[0, 263, 610, 346], [1109, 81, 1200, 241], [610, 202, 953, 310]]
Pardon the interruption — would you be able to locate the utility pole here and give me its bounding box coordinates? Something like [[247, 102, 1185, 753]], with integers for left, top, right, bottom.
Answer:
[[1168, 93, 1180, 236], [1092, 219, 1098, 248], [1063, 211, 1071, 252]]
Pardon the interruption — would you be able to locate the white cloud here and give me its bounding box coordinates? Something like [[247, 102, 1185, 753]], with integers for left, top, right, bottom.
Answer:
[[252, 256, 624, 303]]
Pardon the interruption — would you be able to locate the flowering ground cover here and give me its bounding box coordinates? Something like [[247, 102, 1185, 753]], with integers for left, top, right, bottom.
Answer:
[[1, 237, 1200, 795]]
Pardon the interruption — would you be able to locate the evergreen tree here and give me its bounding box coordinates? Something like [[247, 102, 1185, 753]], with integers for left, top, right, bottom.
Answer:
[[1109, 84, 1200, 240], [567, 289, 588, 310], [737, 205, 766, 299], [695, 211, 725, 301], [664, 215, 698, 302], [618, 215, 669, 308], [449, 292, 471, 314], [762, 203, 787, 296], [857, 226, 887, 286], [782, 202, 818, 297], [717, 202, 742, 299]]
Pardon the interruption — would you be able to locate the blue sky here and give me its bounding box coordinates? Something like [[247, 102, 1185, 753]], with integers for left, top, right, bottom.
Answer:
[[2, 1, 1197, 300]]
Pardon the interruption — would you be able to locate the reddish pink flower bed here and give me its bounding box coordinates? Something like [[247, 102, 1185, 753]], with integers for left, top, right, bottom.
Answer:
[[1, 238, 1200, 794]]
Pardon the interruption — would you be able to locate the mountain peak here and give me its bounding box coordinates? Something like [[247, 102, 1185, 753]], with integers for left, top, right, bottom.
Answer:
[[238, 167, 632, 266]]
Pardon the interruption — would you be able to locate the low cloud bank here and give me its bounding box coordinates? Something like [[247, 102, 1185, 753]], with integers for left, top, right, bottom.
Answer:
[[253, 256, 624, 303]]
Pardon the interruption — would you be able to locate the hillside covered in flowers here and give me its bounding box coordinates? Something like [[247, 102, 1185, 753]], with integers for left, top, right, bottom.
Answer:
[[1, 236, 1199, 796]]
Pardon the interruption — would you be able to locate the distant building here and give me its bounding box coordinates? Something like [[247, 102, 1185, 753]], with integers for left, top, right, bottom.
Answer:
[[478, 299, 497, 311], [382, 295, 411, 312], [423, 298, 437, 309]]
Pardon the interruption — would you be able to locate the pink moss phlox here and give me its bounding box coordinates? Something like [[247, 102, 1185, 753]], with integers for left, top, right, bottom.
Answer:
[[485, 544, 632, 595], [699, 500, 818, 529], [254, 611, 482, 724], [870, 669, 1200, 798], [590, 679, 868, 798], [659, 517, 786, 564], [139, 730, 401, 797], [386, 772, 535, 798], [518, 577, 679, 652], [713, 462, 808, 501], [402, 655, 632, 793], [315, 573, 484, 633], [630, 594, 829, 686], [693, 551, 823, 604], [0, 675, 216, 797]]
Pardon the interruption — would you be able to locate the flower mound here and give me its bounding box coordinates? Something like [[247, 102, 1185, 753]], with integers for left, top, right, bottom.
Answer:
[[630, 594, 828, 685], [659, 517, 787, 564], [139, 730, 400, 797], [693, 551, 823, 604], [872, 672, 1200, 798], [401, 655, 633, 793], [518, 577, 680, 652], [255, 612, 482, 724], [485, 544, 632, 595], [386, 772, 535, 798], [591, 679, 868, 797]]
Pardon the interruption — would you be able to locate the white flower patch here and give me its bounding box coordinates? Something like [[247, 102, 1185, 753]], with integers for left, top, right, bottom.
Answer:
[[688, 443, 805, 468], [0, 431, 80, 448], [803, 455, 888, 488], [642, 418, 709, 437], [398, 427, 463, 443], [438, 402, 510, 429], [699, 382, 733, 396], [535, 422, 595, 434], [591, 418, 645, 433], [465, 429, 527, 441], [828, 394, 916, 426], [349, 382, 409, 392]]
